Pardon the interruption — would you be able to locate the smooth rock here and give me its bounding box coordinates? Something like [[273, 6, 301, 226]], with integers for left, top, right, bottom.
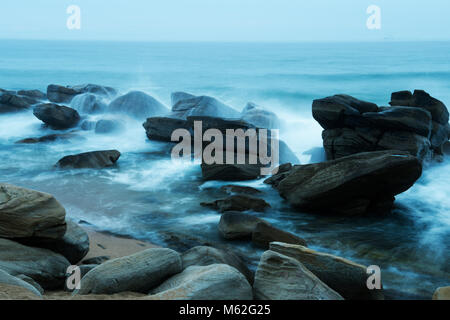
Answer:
[[75, 248, 182, 295], [270, 242, 384, 300], [171, 95, 240, 119], [218, 212, 269, 240], [253, 250, 343, 300], [108, 91, 168, 119], [149, 264, 252, 300], [241, 102, 280, 129], [33, 103, 80, 129], [56, 150, 121, 169], [0, 183, 66, 239], [0, 269, 43, 297], [171, 92, 196, 107], [201, 163, 262, 181], [220, 185, 262, 196], [70, 93, 107, 114], [143, 117, 191, 142], [0, 93, 32, 113], [252, 223, 307, 249], [201, 195, 270, 212], [47, 84, 82, 103], [71, 84, 117, 98]]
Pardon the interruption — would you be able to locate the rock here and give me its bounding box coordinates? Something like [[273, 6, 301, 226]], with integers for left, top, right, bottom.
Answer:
[[272, 150, 422, 215], [0, 269, 43, 297], [17, 89, 46, 100], [64, 265, 97, 292], [19, 220, 89, 264], [220, 185, 262, 196], [171, 92, 196, 107], [143, 117, 191, 142], [252, 223, 307, 249], [390, 90, 449, 125], [148, 264, 252, 300], [95, 119, 123, 134], [33, 103, 80, 129], [303, 147, 327, 163], [15, 132, 78, 144], [82, 256, 110, 265], [270, 242, 384, 300], [75, 248, 182, 295], [181, 246, 253, 284], [0, 92, 32, 113], [80, 120, 96, 131], [218, 212, 269, 240], [0, 183, 67, 239], [16, 274, 45, 295], [377, 131, 431, 161], [312, 94, 378, 129], [201, 163, 262, 181], [241, 102, 280, 129], [71, 84, 117, 98], [70, 93, 107, 114], [108, 91, 168, 119], [432, 286, 450, 300], [253, 250, 343, 300], [56, 150, 121, 169], [0, 238, 70, 289], [0, 284, 42, 300], [47, 84, 82, 103], [201, 195, 270, 212], [430, 121, 449, 150], [171, 95, 241, 119], [444, 141, 450, 155]]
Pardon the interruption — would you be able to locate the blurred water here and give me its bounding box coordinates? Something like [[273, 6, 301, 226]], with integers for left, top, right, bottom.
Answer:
[[0, 40, 449, 298]]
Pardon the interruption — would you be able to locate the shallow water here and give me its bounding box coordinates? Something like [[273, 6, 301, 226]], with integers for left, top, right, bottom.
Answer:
[[0, 40, 449, 299]]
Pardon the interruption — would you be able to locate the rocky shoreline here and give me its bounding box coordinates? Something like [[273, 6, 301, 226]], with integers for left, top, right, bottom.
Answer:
[[0, 84, 449, 300]]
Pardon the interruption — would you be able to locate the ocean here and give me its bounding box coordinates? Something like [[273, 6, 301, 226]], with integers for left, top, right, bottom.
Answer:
[[0, 40, 449, 298]]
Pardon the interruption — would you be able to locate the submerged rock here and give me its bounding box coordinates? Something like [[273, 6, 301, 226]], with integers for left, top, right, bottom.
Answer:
[[56, 150, 121, 169], [148, 264, 252, 300], [108, 91, 168, 119], [270, 242, 384, 300], [76, 248, 182, 295], [201, 195, 270, 212], [181, 246, 253, 284], [253, 250, 343, 300], [33, 103, 80, 129], [0, 183, 67, 239], [270, 150, 422, 215], [15, 132, 78, 144], [0, 238, 70, 289], [94, 119, 123, 134]]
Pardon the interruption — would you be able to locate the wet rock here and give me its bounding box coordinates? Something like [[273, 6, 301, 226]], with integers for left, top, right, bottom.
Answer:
[[0, 92, 32, 113], [171, 92, 196, 107], [82, 256, 110, 265], [143, 117, 191, 142], [201, 195, 270, 212], [271, 150, 422, 215], [15, 274, 45, 295], [443, 141, 450, 155], [241, 102, 280, 129], [19, 220, 89, 264], [108, 91, 168, 119], [218, 212, 269, 240], [377, 131, 431, 161], [253, 250, 343, 300], [56, 150, 121, 169], [0, 183, 67, 239], [270, 242, 384, 300], [71, 93, 107, 114], [252, 223, 307, 249], [75, 248, 182, 295], [15, 132, 78, 144], [33, 103, 80, 129], [0, 238, 70, 289], [47, 84, 82, 103], [0, 269, 43, 297], [220, 185, 262, 196], [181, 246, 253, 284], [71, 84, 117, 98], [80, 120, 96, 131], [430, 121, 449, 150], [64, 264, 97, 292], [17, 89, 46, 100], [171, 95, 240, 119], [149, 264, 252, 300], [94, 119, 123, 134], [201, 163, 262, 181], [432, 286, 450, 300]]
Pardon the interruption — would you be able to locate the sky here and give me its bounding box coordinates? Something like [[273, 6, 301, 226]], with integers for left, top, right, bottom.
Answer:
[[0, 0, 449, 42]]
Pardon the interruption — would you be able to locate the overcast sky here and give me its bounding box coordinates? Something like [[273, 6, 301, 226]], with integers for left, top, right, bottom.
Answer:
[[0, 0, 449, 41]]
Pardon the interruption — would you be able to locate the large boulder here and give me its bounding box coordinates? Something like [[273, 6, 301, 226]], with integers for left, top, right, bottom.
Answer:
[[201, 195, 270, 212], [252, 223, 307, 249], [253, 250, 343, 300], [270, 242, 383, 300], [33, 103, 80, 129], [181, 246, 253, 284], [0, 238, 70, 289], [148, 264, 252, 300], [0, 269, 43, 297], [0, 93, 32, 113], [218, 212, 269, 240], [76, 248, 182, 295], [241, 102, 280, 129], [0, 183, 67, 239], [70, 93, 107, 114], [47, 84, 82, 103], [56, 150, 121, 169], [171, 95, 241, 119], [108, 91, 168, 119], [19, 220, 89, 264], [143, 117, 191, 142], [271, 150, 422, 215]]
